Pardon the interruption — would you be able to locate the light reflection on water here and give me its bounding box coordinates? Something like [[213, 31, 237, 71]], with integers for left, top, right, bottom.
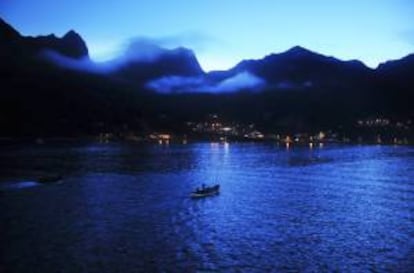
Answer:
[[0, 143, 413, 272]]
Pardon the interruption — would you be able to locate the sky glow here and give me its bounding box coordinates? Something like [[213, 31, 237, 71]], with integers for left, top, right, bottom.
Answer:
[[1, 0, 413, 71]]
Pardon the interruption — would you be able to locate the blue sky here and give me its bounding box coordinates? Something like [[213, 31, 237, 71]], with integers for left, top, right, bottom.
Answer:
[[1, 0, 413, 71]]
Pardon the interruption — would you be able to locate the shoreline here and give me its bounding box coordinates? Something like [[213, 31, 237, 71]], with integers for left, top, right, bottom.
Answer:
[[0, 137, 412, 146]]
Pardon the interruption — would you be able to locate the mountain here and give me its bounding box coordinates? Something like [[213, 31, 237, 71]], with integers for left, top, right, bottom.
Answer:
[[373, 54, 414, 115], [0, 17, 89, 81], [208, 46, 372, 90], [0, 18, 208, 137], [0, 17, 412, 137], [0, 19, 144, 137], [0, 18, 204, 83], [0, 18, 88, 60], [376, 53, 414, 81], [26, 30, 89, 59], [0, 18, 20, 40], [112, 44, 204, 84]]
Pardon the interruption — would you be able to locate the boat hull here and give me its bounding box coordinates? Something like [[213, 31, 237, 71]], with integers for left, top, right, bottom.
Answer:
[[190, 184, 220, 198], [190, 190, 219, 198]]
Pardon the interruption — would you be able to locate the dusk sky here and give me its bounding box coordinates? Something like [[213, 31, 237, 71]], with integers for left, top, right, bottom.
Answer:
[[1, 0, 413, 71]]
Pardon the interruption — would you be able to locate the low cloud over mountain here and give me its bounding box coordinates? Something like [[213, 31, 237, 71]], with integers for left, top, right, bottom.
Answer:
[[0, 17, 413, 137], [147, 71, 265, 93]]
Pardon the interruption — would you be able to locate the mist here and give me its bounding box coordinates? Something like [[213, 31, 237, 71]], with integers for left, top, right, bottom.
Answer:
[[40, 50, 114, 74], [40, 38, 189, 74], [41, 38, 267, 94], [146, 71, 266, 94]]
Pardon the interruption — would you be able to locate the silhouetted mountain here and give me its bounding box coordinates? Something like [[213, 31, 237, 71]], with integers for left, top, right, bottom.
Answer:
[[377, 53, 414, 80], [208, 46, 372, 90], [24, 31, 88, 59], [112, 44, 204, 84], [0, 17, 412, 137], [0, 18, 20, 40], [0, 18, 88, 60], [372, 54, 414, 116], [28, 29, 89, 59], [0, 19, 144, 137]]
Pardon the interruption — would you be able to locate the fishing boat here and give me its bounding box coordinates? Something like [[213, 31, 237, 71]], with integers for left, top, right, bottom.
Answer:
[[191, 184, 220, 198]]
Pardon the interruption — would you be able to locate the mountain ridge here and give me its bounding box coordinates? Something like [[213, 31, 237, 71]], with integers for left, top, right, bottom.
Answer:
[[2, 17, 412, 89], [0, 17, 413, 137]]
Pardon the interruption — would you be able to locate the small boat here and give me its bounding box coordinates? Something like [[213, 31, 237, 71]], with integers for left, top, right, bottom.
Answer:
[[191, 184, 220, 198]]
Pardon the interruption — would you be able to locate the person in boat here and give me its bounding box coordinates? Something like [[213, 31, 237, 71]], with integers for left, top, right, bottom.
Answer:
[[194, 184, 207, 194]]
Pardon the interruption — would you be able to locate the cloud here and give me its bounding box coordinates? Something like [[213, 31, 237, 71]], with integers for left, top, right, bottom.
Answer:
[[40, 32, 220, 75], [40, 38, 170, 74], [146, 71, 266, 94], [41, 36, 266, 94], [40, 50, 113, 74], [119, 38, 166, 63], [115, 31, 218, 61], [146, 76, 206, 93], [208, 72, 265, 92], [147, 32, 219, 52]]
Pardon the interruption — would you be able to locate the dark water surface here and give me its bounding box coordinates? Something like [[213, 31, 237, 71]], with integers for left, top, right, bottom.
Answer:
[[1, 142, 413, 272]]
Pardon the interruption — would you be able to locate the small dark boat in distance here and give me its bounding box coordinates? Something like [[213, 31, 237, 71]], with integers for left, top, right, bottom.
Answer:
[[37, 174, 63, 184], [191, 184, 220, 198]]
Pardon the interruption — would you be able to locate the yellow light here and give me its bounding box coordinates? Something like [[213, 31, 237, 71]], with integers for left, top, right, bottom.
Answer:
[[319, 131, 325, 140], [158, 134, 171, 140]]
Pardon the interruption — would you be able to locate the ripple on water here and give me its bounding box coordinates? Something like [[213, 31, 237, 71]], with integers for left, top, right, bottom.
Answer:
[[0, 143, 413, 272]]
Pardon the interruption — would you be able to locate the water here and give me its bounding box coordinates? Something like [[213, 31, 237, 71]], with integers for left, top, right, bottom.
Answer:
[[1, 142, 413, 272]]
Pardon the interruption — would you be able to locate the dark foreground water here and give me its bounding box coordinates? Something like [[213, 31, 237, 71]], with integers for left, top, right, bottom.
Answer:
[[1, 142, 413, 273]]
